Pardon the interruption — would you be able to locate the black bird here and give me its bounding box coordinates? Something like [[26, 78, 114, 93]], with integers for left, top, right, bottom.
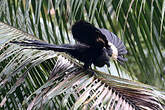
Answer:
[[11, 20, 127, 69]]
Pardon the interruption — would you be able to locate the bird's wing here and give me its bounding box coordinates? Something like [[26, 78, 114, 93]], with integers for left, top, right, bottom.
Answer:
[[98, 28, 128, 63], [72, 20, 109, 48]]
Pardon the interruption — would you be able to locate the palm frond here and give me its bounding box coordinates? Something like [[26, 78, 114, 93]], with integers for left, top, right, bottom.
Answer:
[[0, 21, 165, 110], [0, 0, 165, 109]]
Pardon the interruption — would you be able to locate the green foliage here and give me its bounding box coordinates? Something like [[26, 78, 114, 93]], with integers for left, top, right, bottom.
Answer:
[[0, 0, 165, 109]]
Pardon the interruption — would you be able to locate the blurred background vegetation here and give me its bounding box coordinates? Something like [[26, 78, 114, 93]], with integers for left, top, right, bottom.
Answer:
[[0, 0, 165, 109]]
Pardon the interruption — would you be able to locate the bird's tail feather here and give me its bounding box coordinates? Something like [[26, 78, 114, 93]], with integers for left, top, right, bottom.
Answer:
[[11, 40, 75, 52]]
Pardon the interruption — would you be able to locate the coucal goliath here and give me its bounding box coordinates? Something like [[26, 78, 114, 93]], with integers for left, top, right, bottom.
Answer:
[[11, 20, 127, 69]]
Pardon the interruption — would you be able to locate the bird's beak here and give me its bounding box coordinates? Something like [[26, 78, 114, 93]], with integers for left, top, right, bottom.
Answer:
[[106, 61, 110, 67]]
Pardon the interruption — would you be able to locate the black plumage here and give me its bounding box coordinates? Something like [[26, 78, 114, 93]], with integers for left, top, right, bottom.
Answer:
[[98, 28, 127, 63], [72, 20, 109, 49], [11, 20, 127, 68]]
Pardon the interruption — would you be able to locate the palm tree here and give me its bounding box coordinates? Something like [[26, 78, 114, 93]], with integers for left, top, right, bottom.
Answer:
[[0, 0, 165, 109]]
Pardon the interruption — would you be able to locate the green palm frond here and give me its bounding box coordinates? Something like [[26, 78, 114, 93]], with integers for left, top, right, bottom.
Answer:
[[0, 21, 165, 110], [1, 0, 164, 87], [0, 0, 165, 109]]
